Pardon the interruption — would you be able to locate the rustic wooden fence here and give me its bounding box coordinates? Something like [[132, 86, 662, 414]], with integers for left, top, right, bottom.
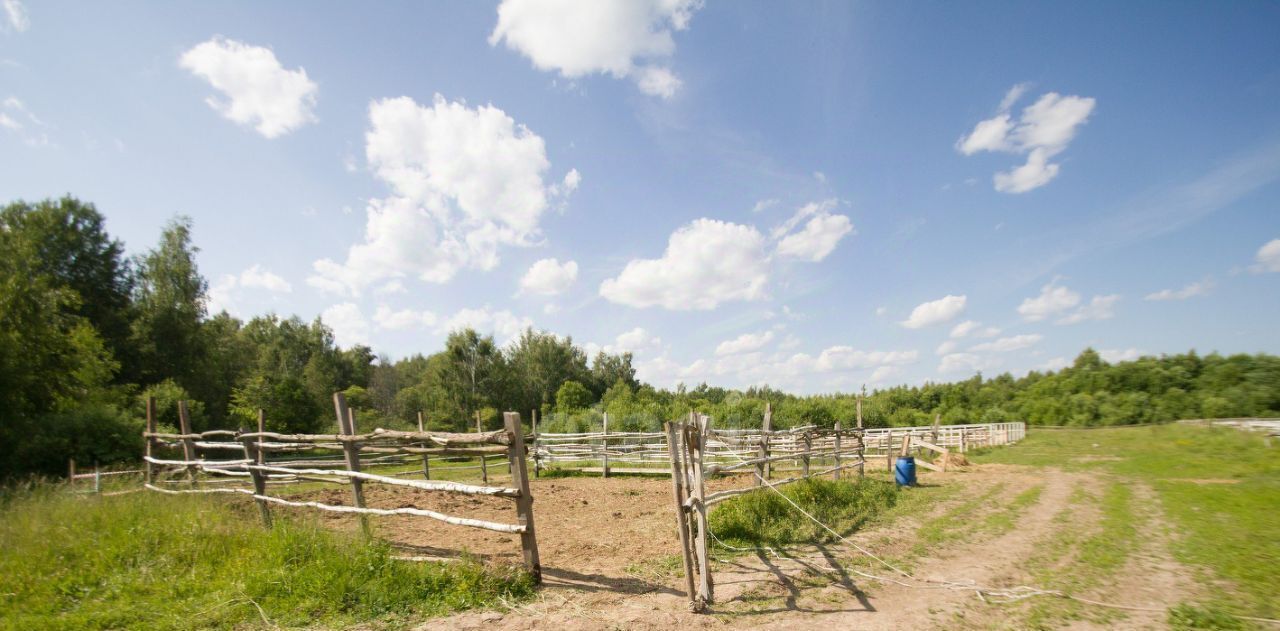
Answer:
[[142, 393, 542, 581], [664, 412, 870, 612], [533, 406, 1025, 477]]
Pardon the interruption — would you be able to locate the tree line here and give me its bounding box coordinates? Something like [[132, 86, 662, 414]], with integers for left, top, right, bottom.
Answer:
[[3, 196, 1278, 478]]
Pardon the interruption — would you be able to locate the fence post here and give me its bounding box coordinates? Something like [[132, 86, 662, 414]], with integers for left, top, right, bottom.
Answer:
[[801, 431, 811, 478], [886, 430, 895, 472], [417, 411, 430, 480], [960, 428, 967, 453], [144, 396, 156, 486], [334, 393, 370, 536], [762, 402, 773, 481], [856, 389, 866, 476], [68, 458, 76, 485], [532, 408, 540, 478], [932, 413, 941, 446], [664, 420, 699, 610], [177, 400, 198, 488], [689, 413, 713, 606], [504, 412, 541, 583], [94, 463, 101, 494], [256, 409, 267, 465], [602, 412, 611, 478], [239, 429, 273, 527], [833, 420, 842, 480], [476, 411, 489, 483]]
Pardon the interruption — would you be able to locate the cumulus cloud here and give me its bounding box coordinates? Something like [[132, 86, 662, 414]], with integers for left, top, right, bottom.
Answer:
[[489, 0, 700, 98], [519, 258, 578, 296], [179, 36, 318, 138], [373, 305, 437, 331], [205, 264, 292, 315], [638, 345, 917, 390], [1056, 294, 1120, 325], [2, 0, 27, 33], [308, 95, 575, 295], [435, 307, 533, 343], [1251, 238, 1280, 273], [957, 86, 1096, 193], [321, 303, 371, 348], [1145, 278, 1213, 301], [773, 199, 854, 262], [938, 352, 1000, 374], [716, 330, 775, 356], [600, 218, 768, 310], [1100, 348, 1143, 363], [1017, 281, 1081, 322], [969, 334, 1043, 353], [949, 319, 1001, 339], [935, 340, 958, 356], [901, 294, 967, 329]]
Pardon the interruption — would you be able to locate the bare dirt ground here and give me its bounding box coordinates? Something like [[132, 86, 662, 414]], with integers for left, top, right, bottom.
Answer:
[[294, 464, 1199, 630]]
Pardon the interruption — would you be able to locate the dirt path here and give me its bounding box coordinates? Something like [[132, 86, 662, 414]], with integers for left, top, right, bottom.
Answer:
[[298, 465, 1198, 630]]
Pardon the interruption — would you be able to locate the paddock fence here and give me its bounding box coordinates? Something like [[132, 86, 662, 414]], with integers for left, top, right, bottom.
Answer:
[[142, 394, 542, 581]]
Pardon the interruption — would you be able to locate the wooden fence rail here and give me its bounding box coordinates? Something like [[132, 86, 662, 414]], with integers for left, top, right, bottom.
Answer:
[[141, 395, 542, 582]]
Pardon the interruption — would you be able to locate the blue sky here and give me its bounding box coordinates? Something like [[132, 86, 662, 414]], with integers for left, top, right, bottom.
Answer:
[[3, 1, 1279, 393]]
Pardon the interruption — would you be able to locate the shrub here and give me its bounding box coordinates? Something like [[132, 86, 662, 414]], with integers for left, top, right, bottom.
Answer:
[[707, 477, 898, 548]]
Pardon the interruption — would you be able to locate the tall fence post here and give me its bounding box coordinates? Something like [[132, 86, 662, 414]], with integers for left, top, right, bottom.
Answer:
[[68, 458, 76, 484], [856, 390, 865, 476], [886, 430, 895, 472], [833, 420, 842, 480], [144, 396, 156, 486], [334, 393, 370, 536], [504, 412, 541, 583], [762, 402, 773, 481], [532, 408, 540, 478], [417, 411, 430, 480], [476, 411, 489, 483], [177, 400, 198, 488], [801, 430, 812, 477], [602, 411, 611, 478], [240, 420, 272, 527], [932, 413, 941, 446], [688, 413, 713, 606], [664, 420, 698, 610], [93, 463, 101, 494]]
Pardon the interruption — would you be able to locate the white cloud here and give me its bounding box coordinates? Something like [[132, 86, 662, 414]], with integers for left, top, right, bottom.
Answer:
[[949, 319, 1000, 338], [1146, 278, 1213, 301], [489, 0, 700, 98], [901, 294, 967, 329], [935, 340, 958, 356], [716, 330, 775, 356], [638, 345, 917, 390], [2, 0, 28, 33], [938, 352, 1000, 374], [1017, 281, 1081, 322], [1056, 294, 1120, 325], [1039, 356, 1069, 371], [958, 87, 1096, 193], [1, 96, 49, 146], [611, 327, 662, 354], [205, 264, 292, 315], [1099, 348, 1143, 363], [435, 307, 533, 343], [773, 199, 854, 262], [868, 365, 902, 385], [752, 198, 779, 213], [309, 95, 573, 295], [519, 258, 578, 296], [321, 303, 371, 348], [600, 218, 768, 310], [970, 333, 1043, 353], [373, 305, 437, 331], [561, 168, 582, 194], [179, 36, 318, 138], [1251, 238, 1280, 273]]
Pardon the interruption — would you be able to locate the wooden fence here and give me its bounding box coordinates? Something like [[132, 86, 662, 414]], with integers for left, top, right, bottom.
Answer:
[[142, 394, 542, 581], [665, 413, 870, 612], [533, 409, 1025, 477]]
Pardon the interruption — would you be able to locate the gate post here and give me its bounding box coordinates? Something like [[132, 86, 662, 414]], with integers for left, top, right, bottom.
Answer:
[[505, 412, 541, 583]]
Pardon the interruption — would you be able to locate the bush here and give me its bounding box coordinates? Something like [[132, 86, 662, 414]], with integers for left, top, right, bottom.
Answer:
[[708, 477, 898, 548]]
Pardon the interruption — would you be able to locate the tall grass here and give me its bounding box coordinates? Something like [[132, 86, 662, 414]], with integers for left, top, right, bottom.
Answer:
[[0, 483, 534, 630], [707, 477, 898, 549]]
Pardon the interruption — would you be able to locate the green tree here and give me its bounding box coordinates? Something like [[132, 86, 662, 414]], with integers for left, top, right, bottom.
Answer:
[[555, 380, 593, 414], [131, 217, 208, 394]]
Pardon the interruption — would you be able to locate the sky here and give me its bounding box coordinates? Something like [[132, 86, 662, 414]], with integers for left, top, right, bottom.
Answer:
[[3, 1, 1280, 394]]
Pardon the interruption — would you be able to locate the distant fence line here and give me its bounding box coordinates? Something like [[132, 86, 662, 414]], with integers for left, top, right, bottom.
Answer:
[[1177, 417, 1280, 435], [142, 394, 542, 581]]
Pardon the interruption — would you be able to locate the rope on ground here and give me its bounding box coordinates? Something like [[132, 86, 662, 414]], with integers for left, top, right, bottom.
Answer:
[[709, 451, 1280, 626]]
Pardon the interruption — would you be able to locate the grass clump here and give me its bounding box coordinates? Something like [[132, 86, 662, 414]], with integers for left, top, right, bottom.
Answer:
[[0, 483, 534, 630], [707, 477, 897, 549]]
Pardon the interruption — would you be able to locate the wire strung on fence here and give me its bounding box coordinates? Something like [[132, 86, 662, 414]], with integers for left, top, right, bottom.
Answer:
[[141, 395, 542, 582]]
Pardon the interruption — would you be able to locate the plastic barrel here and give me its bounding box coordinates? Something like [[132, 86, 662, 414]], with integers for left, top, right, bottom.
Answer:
[[894, 456, 917, 487]]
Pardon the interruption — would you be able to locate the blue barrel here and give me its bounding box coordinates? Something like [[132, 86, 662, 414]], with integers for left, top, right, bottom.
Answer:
[[894, 457, 917, 487]]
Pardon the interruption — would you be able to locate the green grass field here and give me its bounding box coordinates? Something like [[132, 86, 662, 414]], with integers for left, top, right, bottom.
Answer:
[[0, 483, 534, 630], [971, 424, 1280, 627]]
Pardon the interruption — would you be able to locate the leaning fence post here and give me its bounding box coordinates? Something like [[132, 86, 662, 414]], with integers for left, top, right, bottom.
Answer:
[[177, 400, 198, 487], [602, 412, 611, 478], [144, 397, 156, 486], [417, 411, 430, 480], [504, 412, 541, 583], [690, 413, 714, 605], [334, 393, 370, 536], [664, 420, 698, 608]]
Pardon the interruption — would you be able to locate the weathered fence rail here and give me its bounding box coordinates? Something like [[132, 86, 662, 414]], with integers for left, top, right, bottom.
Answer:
[[142, 394, 542, 581]]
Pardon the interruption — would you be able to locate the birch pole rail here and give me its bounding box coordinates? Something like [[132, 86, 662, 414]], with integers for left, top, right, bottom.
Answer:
[[141, 398, 543, 582]]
